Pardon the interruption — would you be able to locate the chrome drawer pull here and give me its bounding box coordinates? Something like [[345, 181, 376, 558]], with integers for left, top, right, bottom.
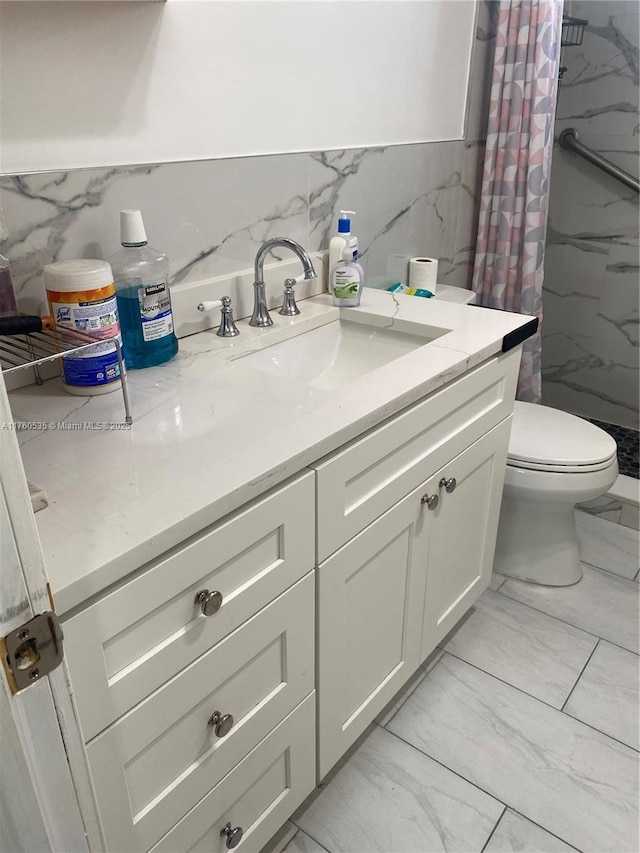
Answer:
[[220, 822, 243, 849], [439, 477, 457, 493], [421, 493, 439, 510], [208, 710, 234, 737], [195, 589, 223, 616]]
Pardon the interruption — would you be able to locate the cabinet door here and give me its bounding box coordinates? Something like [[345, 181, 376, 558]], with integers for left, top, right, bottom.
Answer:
[[420, 418, 511, 660], [317, 489, 428, 779]]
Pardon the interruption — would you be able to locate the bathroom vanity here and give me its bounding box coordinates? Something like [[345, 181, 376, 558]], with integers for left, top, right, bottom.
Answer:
[[9, 289, 534, 852]]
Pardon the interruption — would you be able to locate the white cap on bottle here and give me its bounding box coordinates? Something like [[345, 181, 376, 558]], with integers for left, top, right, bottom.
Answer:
[[120, 209, 148, 246]]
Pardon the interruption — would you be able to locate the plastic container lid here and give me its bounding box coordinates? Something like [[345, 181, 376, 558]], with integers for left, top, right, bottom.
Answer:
[[509, 402, 617, 467], [120, 209, 148, 246], [43, 259, 114, 291]]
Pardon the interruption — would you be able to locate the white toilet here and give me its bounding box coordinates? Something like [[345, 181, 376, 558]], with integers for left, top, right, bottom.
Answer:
[[494, 401, 619, 586]]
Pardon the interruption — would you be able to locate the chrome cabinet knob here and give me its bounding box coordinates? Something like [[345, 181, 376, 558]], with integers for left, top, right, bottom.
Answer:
[[421, 493, 439, 510], [220, 822, 243, 849], [195, 589, 223, 616], [439, 477, 457, 493], [208, 710, 234, 737]]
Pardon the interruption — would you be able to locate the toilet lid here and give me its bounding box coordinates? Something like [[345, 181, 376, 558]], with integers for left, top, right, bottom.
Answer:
[[508, 402, 617, 470]]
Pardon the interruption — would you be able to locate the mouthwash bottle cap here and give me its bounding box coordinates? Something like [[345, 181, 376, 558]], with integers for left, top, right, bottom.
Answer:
[[120, 209, 148, 247], [337, 209, 356, 234]]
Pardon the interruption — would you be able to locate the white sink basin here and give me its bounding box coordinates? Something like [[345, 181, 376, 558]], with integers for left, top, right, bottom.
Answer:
[[237, 317, 448, 391]]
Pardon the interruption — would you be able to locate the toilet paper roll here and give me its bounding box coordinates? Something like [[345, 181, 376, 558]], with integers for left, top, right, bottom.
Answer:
[[385, 253, 411, 285], [409, 257, 438, 293]]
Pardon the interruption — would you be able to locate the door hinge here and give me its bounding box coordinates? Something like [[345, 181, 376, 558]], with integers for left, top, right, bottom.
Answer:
[[1, 612, 64, 694]]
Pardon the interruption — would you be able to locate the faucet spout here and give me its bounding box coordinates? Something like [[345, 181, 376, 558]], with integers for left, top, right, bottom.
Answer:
[[250, 238, 317, 327]]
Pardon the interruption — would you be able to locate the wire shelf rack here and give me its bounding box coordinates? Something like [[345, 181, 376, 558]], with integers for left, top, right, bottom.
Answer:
[[0, 327, 132, 424], [561, 15, 588, 47]]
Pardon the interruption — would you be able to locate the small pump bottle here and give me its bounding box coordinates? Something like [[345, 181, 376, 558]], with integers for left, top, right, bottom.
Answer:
[[330, 246, 364, 307], [328, 210, 358, 281], [109, 210, 178, 369]]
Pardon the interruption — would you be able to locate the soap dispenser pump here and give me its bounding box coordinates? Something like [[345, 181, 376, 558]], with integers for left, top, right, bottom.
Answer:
[[328, 210, 358, 283]]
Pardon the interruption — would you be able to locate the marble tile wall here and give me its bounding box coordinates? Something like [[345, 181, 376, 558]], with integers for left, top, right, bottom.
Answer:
[[542, 0, 639, 429], [0, 3, 496, 326], [0, 142, 465, 319]]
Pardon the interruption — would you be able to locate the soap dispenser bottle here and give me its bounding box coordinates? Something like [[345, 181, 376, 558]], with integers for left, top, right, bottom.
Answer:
[[330, 246, 364, 307], [109, 210, 178, 369], [328, 210, 358, 281]]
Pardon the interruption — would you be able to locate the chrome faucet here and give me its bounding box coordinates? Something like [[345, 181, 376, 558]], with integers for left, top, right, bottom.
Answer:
[[249, 238, 317, 327]]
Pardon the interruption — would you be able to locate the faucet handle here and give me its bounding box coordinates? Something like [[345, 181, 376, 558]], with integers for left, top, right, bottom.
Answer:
[[217, 296, 240, 337], [197, 296, 240, 337], [278, 278, 301, 316]]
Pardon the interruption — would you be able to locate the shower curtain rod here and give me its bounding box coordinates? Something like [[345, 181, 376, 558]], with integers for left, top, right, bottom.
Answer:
[[558, 128, 639, 194]]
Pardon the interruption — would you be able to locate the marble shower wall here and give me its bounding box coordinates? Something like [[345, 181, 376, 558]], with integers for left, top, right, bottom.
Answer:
[[542, 0, 639, 429]]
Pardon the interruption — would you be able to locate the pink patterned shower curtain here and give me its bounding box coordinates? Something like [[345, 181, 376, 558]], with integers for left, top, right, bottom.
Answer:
[[472, 0, 563, 402]]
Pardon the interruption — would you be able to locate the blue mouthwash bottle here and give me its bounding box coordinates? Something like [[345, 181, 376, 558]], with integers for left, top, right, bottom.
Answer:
[[109, 209, 178, 369]]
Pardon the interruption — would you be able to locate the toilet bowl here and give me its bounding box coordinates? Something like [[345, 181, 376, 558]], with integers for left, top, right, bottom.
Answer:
[[494, 402, 618, 586]]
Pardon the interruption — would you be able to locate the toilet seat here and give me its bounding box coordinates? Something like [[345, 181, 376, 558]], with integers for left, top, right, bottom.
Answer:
[[507, 401, 617, 474]]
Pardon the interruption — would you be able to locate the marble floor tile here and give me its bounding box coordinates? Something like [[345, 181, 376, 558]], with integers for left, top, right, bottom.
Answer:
[[499, 564, 640, 654], [283, 829, 330, 853], [575, 511, 640, 579], [442, 590, 597, 708], [564, 640, 640, 751], [484, 810, 578, 852], [488, 572, 506, 591], [388, 654, 639, 853], [294, 725, 502, 853]]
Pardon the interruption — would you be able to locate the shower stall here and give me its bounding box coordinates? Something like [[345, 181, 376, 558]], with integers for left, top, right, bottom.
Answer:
[[542, 0, 639, 482]]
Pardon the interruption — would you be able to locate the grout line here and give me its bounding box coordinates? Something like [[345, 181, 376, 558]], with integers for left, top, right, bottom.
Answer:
[[561, 706, 640, 754], [386, 678, 625, 853], [495, 585, 640, 657], [386, 725, 584, 851], [287, 824, 333, 853], [441, 648, 586, 717], [428, 650, 640, 754], [505, 807, 583, 852], [378, 726, 588, 853], [561, 640, 600, 713], [479, 805, 507, 853], [385, 726, 509, 813]]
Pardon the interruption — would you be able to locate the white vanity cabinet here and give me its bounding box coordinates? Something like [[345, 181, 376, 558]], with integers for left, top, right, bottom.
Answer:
[[55, 347, 521, 851], [313, 351, 519, 778]]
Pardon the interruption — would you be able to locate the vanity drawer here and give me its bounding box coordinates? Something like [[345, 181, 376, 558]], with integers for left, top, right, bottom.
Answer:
[[64, 472, 314, 742], [151, 693, 316, 853], [86, 573, 314, 853], [313, 350, 519, 561]]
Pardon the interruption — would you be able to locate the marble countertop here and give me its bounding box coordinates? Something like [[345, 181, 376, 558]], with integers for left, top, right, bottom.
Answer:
[[9, 290, 533, 616]]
